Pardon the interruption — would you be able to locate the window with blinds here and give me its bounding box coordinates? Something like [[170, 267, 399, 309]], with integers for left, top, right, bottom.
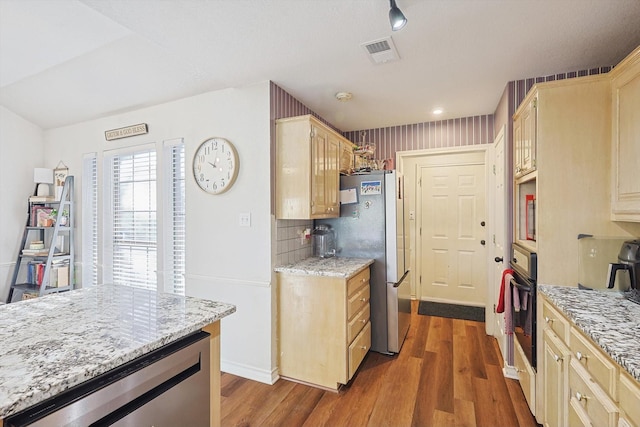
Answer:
[[109, 149, 157, 290], [82, 153, 98, 286], [165, 140, 186, 295]]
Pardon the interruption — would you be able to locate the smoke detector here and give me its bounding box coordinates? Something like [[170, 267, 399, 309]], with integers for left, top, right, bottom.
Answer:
[[335, 92, 353, 102], [361, 36, 400, 65]]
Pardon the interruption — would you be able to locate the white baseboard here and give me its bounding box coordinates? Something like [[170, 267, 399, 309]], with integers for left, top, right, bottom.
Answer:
[[221, 359, 279, 385], [503, 364, 519, 379]]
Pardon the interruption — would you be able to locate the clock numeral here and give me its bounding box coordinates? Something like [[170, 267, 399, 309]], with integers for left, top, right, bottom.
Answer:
[[204, 146, 210, 155], [198, 155, 205, 163], [199, 173, 205, 182], [213, 183, 217, 190], [221, 179, 225, 187], [213, 141, 218, 150]]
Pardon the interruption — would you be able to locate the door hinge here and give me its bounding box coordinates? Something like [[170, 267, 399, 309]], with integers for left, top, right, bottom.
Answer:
[[419, 227, 422, 236], [493, 304, 496, 313], [492, 164, 496, 175], [418, 178, 421, 187], [493, 234, 496, 244], [419, 275, 422, 284], [533, 98, 537, 109]]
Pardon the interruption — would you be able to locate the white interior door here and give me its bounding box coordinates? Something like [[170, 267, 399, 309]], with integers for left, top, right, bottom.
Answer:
[[419, 154, 487, 306], [489, 126, 511, 365]]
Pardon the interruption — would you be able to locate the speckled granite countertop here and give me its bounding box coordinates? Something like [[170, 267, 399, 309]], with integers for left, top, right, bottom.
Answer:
[[538, 284, 639, 382], [0, 284, 235, 419], [275, 257, 374, 278]]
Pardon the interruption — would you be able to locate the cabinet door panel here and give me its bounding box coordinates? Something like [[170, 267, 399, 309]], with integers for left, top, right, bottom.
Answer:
[[569, 359, 619, 427], [543, 329, 569, 427], [348, 322, 371, 379]]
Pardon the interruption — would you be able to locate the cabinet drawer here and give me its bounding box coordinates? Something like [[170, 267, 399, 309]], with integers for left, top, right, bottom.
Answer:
[[514, 338, 536, 416], [348, 304, 370, 343], [348, 321, 371, 380], [348, 285, 370, 320], [619, 373, 640, 427], [542, 300, 570, 341], [347, 268, 370, 296], [569, 359, 619, 427], [570, 327, 617, 398], [569, 396, 595, 427]]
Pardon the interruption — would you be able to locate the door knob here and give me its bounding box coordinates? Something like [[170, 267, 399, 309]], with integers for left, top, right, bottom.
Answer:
[[495, 257, 503, 263], [480, 221, 485, 226], [480, 240, 486, 246]]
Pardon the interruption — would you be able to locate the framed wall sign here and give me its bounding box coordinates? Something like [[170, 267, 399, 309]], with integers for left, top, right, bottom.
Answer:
[[54, 162, 68, 200]]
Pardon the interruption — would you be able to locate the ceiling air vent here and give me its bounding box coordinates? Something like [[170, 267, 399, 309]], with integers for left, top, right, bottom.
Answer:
[[361, 36, 400, 65]]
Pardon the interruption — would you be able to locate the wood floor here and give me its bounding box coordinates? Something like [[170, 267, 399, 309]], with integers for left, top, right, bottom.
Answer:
[[220, 301, 539, 427]]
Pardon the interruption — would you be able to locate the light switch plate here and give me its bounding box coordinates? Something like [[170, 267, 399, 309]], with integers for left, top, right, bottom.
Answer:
[[239, 212, 251, 227]]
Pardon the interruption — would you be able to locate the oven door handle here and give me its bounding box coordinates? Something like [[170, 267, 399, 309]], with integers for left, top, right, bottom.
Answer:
[[510, 277, 532, 293]]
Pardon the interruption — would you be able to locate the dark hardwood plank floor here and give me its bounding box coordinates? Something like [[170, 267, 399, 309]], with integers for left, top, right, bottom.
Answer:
[[220, 301, 539, 427]]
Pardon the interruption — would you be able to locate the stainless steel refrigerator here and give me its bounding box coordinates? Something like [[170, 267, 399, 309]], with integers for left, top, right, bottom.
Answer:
[[317, 170, 410, 354]]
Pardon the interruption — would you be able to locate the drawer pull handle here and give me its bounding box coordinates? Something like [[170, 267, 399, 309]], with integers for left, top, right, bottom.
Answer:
[[575, 392, 588, 402], [575, 351, 588, 361], [361, 345, 368, 350], [545, 316, 554, 324], [553, 354, 562, 362]]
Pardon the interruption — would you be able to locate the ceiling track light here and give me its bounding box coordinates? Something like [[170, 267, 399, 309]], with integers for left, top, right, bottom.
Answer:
[[389, 0, 407, 31]]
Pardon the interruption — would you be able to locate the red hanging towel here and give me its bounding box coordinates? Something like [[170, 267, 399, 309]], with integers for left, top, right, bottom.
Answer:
[[496, 268, 514, 313]]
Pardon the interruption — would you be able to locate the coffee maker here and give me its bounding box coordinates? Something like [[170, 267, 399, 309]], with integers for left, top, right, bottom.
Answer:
[[607, 239, 640, 290]]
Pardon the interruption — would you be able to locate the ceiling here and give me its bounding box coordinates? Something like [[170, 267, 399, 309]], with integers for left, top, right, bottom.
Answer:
[[1, 0, 639, 132]]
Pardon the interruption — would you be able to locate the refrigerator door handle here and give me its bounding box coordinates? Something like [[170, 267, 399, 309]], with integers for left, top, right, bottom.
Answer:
[[389, 270, 410, 288]]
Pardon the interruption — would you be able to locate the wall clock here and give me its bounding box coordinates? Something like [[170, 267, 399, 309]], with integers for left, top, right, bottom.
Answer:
[[193, 137, 239, 194]]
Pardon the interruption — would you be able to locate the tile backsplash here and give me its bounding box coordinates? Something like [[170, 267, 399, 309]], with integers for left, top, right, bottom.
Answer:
[[275, 219, 313, 265]]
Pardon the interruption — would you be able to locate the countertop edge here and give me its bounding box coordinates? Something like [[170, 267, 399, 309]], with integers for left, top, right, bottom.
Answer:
[[274, 257, 374, 278], [538, 284, 640, 383]]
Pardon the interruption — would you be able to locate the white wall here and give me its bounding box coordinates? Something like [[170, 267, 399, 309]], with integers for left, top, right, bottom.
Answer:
[[43, 82, 276, 382], [0, 106, 44, 301]]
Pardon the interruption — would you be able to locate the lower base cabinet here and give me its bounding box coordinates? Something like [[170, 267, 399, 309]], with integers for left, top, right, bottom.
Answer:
[[539, 294, 640, 427], [277, 266, 371, 390], [514, 338, 537, 416]]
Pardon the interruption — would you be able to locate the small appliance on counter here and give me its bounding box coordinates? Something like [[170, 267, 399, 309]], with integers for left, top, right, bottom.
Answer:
[[312, 224, 336, 258], [607, 239, 640, 290], [578, 235, 640, 291]]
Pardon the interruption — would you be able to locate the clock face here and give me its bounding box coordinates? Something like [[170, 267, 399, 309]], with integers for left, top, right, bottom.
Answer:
[[193, 137, 239, 194]]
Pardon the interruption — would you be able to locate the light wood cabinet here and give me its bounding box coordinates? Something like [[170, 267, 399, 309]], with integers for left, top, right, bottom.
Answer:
[[610, 46, 640, 222], [276, 115, 353, 219], [515, 337, 537, 415], [538, 295, 640, 427], [542, 328, 570, 427], [513, 75, 621, 285], [277, 266, 371, 390], [514, 95, 537, 178]]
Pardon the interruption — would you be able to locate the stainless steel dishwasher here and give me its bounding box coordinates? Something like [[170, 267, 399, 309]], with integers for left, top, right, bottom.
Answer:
[[5, 331, 211, 427]]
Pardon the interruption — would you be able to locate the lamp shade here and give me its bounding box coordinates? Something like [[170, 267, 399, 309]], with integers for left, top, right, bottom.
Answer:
[[33, 168, 54, 184]]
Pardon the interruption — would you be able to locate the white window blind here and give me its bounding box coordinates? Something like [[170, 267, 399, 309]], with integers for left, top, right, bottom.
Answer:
[[165, 140, 186, 295], [82, 153, 98, 286], [109, 149, 157, 290]]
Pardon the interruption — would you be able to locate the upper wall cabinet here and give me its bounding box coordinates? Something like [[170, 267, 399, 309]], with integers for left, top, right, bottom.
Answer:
[[276, 115, 351, 219], [610, 47, 640, 222], [514, 95, 537, 178]]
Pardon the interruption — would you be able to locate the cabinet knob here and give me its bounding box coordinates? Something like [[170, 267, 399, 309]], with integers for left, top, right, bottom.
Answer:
[[575, 391, 588, 402], [575, 351, 588, 361], [361, 319, 366, 324], [553, 354, 562, 363], [360, 297, 367, 302], [545, 316, 554, 324], [361, 345, 368, 350]]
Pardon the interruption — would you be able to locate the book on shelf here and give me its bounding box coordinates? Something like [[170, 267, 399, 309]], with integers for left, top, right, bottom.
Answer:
[[29, 196, 55, 203], [21, 248, 66, 256]]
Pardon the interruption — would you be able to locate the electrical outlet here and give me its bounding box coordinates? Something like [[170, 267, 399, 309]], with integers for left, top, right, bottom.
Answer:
[[239, 212, 251, 227]]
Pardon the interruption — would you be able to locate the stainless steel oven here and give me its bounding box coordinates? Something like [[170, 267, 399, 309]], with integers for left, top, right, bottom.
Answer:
[[510, 243, 538, 369]]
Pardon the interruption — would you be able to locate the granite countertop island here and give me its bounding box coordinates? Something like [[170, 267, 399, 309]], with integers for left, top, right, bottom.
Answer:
[[274, 256, 374, 278], [0, 284, 235, 420], [538, 284, 640, 382]]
